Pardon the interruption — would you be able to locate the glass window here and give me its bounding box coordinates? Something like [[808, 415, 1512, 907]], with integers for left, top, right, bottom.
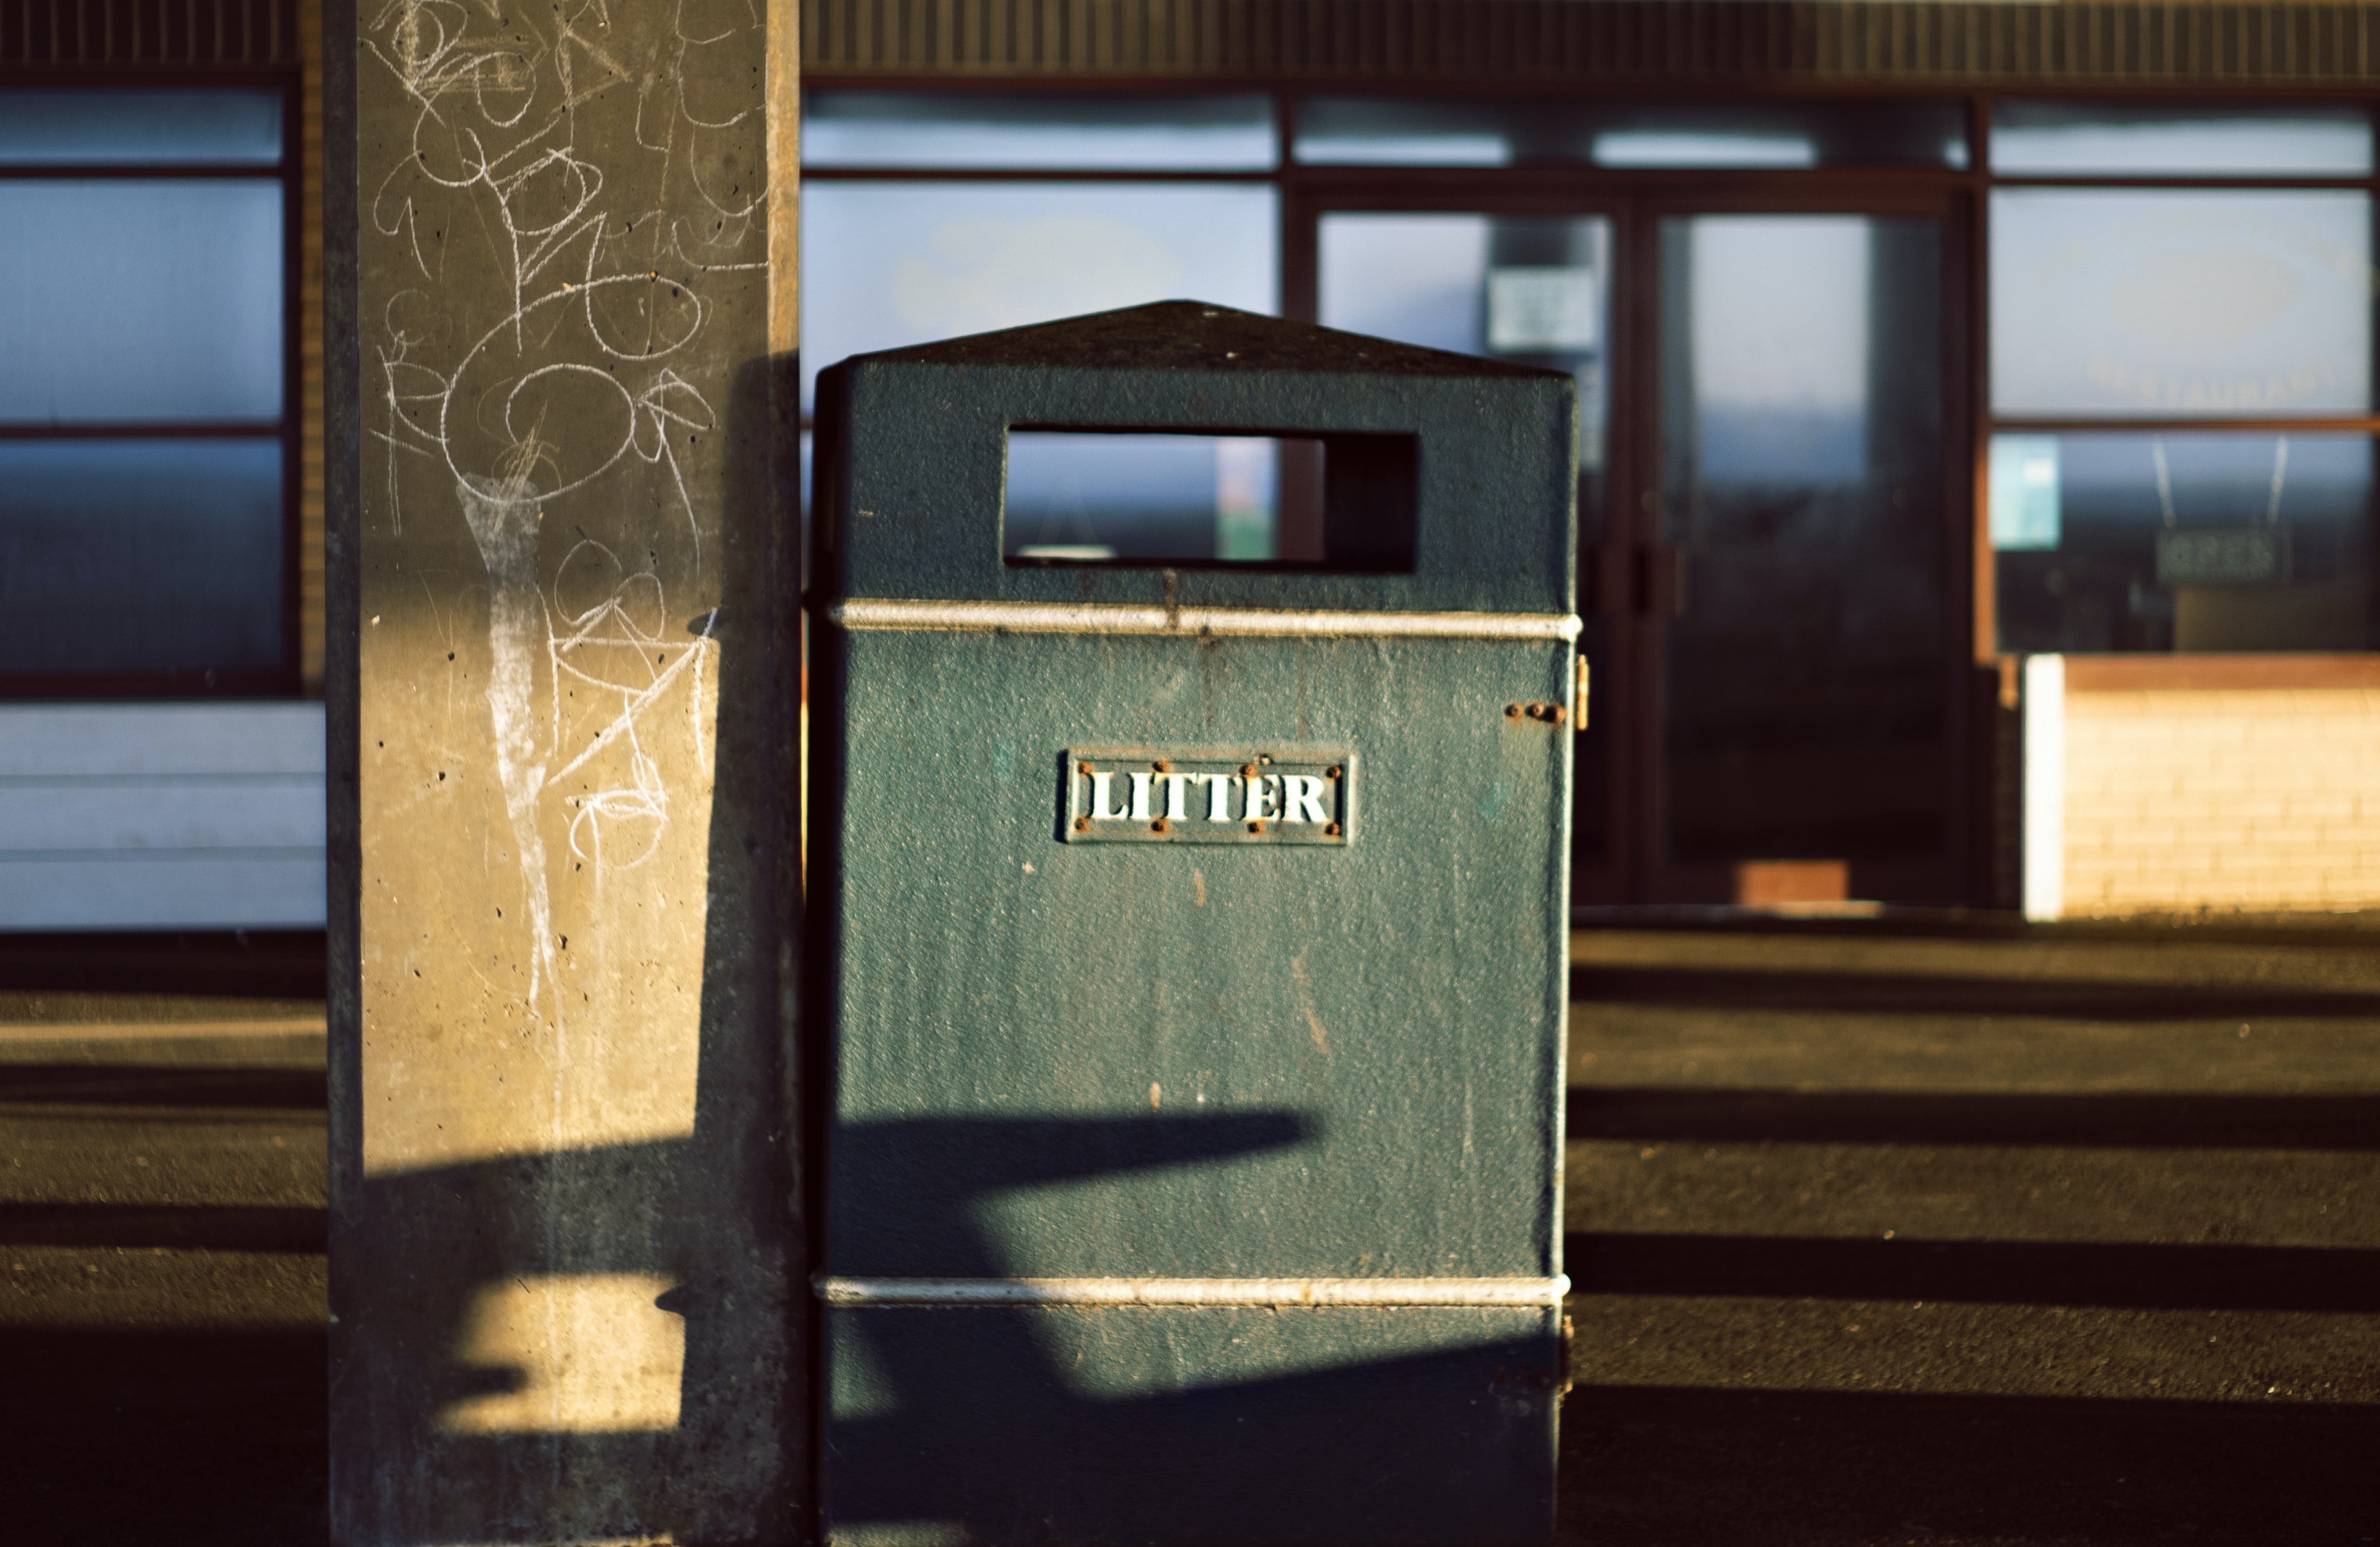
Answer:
[[0, 181, 284, 422], [1318, 213, 1611, 491], [1990, 188, 2372, 419], [1320, 214, 1496, 349], [800, 181, 1277, 411], [0, 87, 282, 165], [1006, 433, 1313, 564], [0, 441, 285, 676], [1679, 218, 1877, 485], [1317, 211, 1616, 863], [1296, 98, 1967, 169], [1992, 432, 2374, 654], [1991, 101, 2375, 177], [0, 87, 287, 690], [803, 92, 1276, 171], [1660, 215, 1949, 865]]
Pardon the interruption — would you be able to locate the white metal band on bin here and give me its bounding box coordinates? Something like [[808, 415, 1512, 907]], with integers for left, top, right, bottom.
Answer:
[[829, 598, 1582, 644], [815, 1275, 1571, 1308]]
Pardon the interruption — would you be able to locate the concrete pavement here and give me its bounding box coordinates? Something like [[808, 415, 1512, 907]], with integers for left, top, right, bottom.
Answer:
[[0, 974, 327, 1545], [1561, 923, 2380, 1546], [1, 922, 2374, 1542]]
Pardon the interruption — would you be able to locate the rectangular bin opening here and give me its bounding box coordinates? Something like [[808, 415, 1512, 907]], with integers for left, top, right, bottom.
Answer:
[[1003, 428, 1418, 571]]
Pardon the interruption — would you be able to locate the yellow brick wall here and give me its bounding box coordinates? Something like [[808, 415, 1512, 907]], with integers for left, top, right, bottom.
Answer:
[[2065, 687, 2380, 914]]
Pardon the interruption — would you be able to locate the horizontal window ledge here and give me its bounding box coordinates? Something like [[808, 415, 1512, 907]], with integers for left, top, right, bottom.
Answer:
[[0, 847, 327, 863], [1990, 418, 2380, 436], [2044, 653, 2380, 693], [0, 163, 288, 179], [0, 422, 286, 439]]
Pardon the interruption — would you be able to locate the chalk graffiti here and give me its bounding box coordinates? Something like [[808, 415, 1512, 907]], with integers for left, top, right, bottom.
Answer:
[[365, 0, 764, 1028], [454, 471, 556, 1005]]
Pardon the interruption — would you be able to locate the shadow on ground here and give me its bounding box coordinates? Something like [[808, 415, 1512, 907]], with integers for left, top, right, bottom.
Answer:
[[0, 1328, 328, 1547], [1565, 1385, 2380, 1547], [8, 922, 2378, 1544]]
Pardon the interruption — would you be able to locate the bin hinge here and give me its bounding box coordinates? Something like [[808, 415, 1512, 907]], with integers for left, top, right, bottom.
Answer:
[[1572, 657, 1590, 732]]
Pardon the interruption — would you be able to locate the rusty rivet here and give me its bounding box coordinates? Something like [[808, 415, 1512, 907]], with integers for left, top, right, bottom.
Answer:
[[1078, 760, 1094, 775], [1240, 763, 1257, 778], [1258, 753, 1272, 764], [1073, 816, 1089, 831], [1506, 703, 1524, 719], [1324, 766, 1342, 780], [1151, 819, 1169, 834], [1548, 703, 1568, 725], [1324, 822, 1342, 836], [1246, 820, 1264, 834], [1153, 759, 1170, 773]]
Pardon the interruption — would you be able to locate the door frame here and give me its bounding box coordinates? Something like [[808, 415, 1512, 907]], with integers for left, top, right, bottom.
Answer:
[[1624, 186, 1976, 905], [1285, 176, 1977, 907], [1285, 183, 1639, 904]]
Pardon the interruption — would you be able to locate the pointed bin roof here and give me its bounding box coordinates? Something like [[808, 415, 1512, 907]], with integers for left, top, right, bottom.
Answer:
[[856, 299, 1556, 381]]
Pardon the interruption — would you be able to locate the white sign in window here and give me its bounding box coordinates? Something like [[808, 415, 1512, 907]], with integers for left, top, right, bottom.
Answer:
[[1486, 266, 1599, 353], [1989, 435, 2063, 551]]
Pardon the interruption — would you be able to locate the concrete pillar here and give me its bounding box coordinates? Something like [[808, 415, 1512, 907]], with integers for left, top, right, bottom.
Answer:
[[326, 1, 802, 1539]]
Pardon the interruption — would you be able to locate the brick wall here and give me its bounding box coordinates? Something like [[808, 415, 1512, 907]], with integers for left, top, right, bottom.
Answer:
[[2058, 658, 2380, 917]]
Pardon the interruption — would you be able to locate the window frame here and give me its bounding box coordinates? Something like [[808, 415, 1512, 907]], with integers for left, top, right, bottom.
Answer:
[[802, 83, 2380, 910], [0, 72, 303, 700], [1973, 90, 2380, 660], [804, 80, 2380, 669]]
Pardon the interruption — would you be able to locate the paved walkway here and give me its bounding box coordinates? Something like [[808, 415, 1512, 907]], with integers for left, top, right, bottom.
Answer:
[[3, 924, 2374, 1542], [0, 959, 328, 1547], [1562, 923, 2380, 1546]]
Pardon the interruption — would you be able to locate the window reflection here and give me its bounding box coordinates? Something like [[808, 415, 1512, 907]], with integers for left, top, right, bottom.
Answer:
[[0, 87, 281, 165], [1296, 97, 1966, 168], [1990, 189, 2372, 419], [1318, 213, 1610, 492], [803, 92, 1276, 170], [1319, 214, 1492, 351], [1595, 131, 1814, 169], [1316, 211, 1614, 864], [1991, 101, 2375, 177], [1683, 219, 1871, 485], [0, 440, 284, 675], [1004, 433, 1300, 563], [1993, 432, 2375, 653], [0, 181, 284, 424], [1660, 216, 1948, 867], [800, 182, 1277, 413]]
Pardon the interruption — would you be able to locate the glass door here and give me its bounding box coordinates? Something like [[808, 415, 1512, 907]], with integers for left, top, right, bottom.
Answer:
[[1312, 206, 1628, 903], [1641, 209, 1962, 904], [1307, 196, 1966, 908]]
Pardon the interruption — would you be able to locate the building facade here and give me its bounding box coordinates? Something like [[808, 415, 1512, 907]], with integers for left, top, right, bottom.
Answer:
[[4, 0, 2378, 922], [797, 0, 2380, 919]]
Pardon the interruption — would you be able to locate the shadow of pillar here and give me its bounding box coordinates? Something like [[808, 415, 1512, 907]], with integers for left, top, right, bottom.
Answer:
[[329, 352, 801, 1547], [337, 1141, 765, 1544]]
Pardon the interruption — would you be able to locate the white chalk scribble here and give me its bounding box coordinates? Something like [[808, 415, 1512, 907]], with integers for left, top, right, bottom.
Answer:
[[366, 0, 764, 1031]]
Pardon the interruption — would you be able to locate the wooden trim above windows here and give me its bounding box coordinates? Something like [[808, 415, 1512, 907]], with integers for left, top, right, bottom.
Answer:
[[802, 2, 2380, 87], [2062, 653, 2380, 693], [0, 0, 300, 68]]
